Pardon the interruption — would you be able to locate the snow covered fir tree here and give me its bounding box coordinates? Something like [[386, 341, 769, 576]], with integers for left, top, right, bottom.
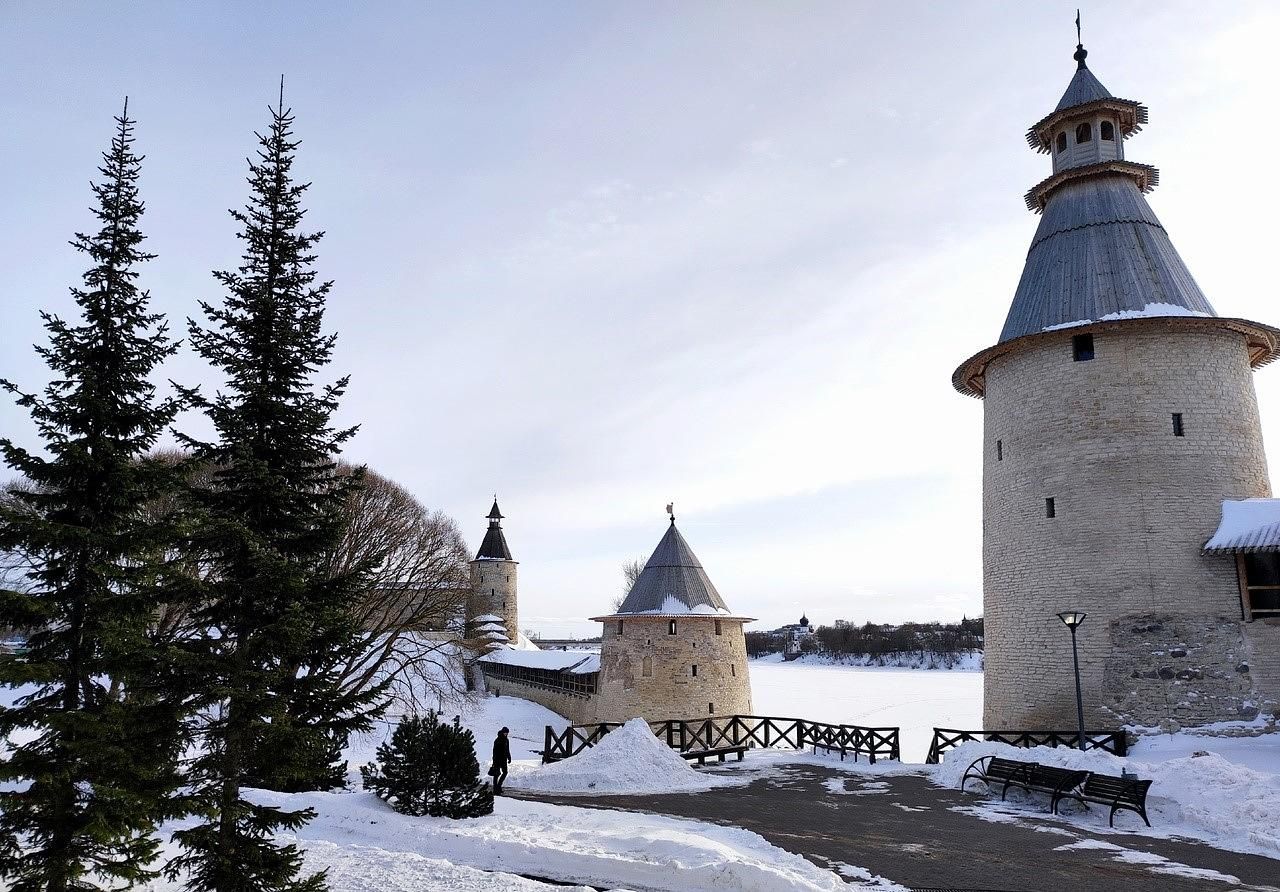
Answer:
[[0, 103, 185, 892]]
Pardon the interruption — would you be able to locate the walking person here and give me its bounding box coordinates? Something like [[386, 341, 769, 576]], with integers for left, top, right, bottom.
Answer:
[[490, 727, 511, 794]]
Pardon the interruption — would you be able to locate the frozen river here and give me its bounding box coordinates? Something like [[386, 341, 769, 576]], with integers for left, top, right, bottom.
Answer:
[[749, 660, 983, 763]]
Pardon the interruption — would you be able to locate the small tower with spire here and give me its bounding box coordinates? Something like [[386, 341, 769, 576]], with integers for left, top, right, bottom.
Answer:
[[954, 29, 1280, 730], [467, 498, 520, 650], [589, 511, 754, 723]]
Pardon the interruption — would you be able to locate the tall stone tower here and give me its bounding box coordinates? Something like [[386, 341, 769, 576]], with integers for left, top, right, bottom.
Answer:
[[589, 515, 753, 723], [467, 499, 519, 648], [953, 40, 1280, 730]]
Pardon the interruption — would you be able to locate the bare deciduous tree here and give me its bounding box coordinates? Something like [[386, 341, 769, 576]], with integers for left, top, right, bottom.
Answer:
[[323, 464, 472, 710], [609, 557, 647, 613]]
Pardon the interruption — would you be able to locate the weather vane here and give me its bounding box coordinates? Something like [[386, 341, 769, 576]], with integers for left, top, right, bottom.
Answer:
[[1075, 9, 1082, 45], [666, 502, 674, 523]]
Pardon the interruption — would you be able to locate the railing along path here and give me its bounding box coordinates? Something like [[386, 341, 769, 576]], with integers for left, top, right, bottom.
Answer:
[[925, 727, 1128, 765], [543, 714, 900, 764]]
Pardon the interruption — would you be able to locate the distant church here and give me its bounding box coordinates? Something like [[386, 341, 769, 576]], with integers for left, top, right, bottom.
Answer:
[[953, 37, 1280, 730], [464, 503, 754, 724]]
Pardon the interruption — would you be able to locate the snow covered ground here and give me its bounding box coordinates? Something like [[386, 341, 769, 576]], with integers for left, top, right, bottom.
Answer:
[[752, 650, 983, 671], [933, 739, 1280, 859], [142, 788, 884, 892], [749, 660, 983, 762]]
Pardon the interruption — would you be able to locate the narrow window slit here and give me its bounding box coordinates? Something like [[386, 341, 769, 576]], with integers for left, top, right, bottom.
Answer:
[[1072, 334, 1094, 362], [1046, 497, 1056, 519], [1172, 413, 1184, 437]]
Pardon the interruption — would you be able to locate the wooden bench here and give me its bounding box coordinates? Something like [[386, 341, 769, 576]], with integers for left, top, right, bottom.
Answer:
[[1059, 772, 1153, 827], [962, 756, 1152, 827], [681, 745, 747, 765], [961, 756, 1036, 799]]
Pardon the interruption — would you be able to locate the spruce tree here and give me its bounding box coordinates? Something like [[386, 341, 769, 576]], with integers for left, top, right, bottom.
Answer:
[[168, 85, 384, 892], [0, 103, 184, 892], [360, 713, 493, 818]]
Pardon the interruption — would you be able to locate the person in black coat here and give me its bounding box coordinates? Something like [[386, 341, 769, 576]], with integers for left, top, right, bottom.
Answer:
[[490, 727, 511, 794]]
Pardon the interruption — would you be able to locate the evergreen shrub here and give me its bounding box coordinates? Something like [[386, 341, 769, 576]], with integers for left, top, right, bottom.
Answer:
[[360, 712, 493, 818]]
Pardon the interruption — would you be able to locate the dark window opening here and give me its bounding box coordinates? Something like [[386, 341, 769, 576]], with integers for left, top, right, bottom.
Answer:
[[1046, 497, 1056, 519], [691, 664, 698, 677], [1100, 120, 1115, 141], [1172, 413, 1185, 437], [996, 439, 1003, 461], [708, 702, 715, 714], [1072, 333, 1095, 361], [731, 664, 736, 677], [1075, 121, 1092, 143], [617, 620, 624, 636], [1239, 553, 1280, 619], [714, 619, 722, 635], [1056, 132, 1067, 153], [668, 619, 677, 635]]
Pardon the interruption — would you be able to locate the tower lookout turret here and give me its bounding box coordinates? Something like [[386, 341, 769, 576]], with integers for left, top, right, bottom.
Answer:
[[589, 515, 754, 723], [953, 38, 1280, 730], [467, 498, 519, 650]]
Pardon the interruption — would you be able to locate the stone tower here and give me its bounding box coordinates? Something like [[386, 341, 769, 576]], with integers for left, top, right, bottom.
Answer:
[[953, 40, 1280, 730], [589, 515, 753, 723], [467, 499, 519, 648]]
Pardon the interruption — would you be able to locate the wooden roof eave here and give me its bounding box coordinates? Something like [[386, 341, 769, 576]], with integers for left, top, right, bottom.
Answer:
[[952, 316, 1280, 398], [1025, 99, 1149, 152], [1023, 161, 1160, 212]]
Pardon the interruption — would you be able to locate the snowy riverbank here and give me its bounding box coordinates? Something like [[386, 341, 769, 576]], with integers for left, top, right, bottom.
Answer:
[[752, 650, 983, 671]]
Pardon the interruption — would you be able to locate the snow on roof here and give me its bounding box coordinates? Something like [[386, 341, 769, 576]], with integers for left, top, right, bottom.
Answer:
[[472, 614, 502, 623], [1042, 302, 1212, 333], [479, 648, 599, 674], [614, 521, 734, 616], [475, 621, 506, 631], [1205, 499, 1280, 553]]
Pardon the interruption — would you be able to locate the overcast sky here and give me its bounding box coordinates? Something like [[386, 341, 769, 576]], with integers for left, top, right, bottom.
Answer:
[[3, 2, 1279, 637]]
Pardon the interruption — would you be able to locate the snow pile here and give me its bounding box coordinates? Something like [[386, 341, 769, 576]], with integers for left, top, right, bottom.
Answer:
[[933, 740, 1280, 855], [512, 717, 734, 795]]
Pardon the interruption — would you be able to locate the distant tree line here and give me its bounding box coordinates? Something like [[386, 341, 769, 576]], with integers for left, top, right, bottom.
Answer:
[[747, 617, 984, 663]]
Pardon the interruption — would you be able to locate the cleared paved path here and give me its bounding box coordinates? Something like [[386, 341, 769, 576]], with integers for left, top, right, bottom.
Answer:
[[519, 762, 1280, 892]]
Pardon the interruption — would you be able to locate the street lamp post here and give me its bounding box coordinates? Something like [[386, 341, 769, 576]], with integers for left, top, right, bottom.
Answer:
[[1057, 611, 1088, 751]]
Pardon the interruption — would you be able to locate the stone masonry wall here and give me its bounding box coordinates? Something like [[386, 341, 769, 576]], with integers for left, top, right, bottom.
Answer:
[[468, 558, 519, 642], [478, 672, 594, 725], [982, 320, 1272, 729], [1241, 620, 1280, 719], [589, 616, 752, 723]]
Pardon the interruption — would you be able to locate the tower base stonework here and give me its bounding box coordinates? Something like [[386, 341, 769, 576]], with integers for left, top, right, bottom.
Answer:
[[590, 615, 751, 724]]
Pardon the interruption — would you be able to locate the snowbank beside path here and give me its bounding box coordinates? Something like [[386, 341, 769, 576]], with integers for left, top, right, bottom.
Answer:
[[933, 741, 1280, 857], [246, 788, 891, 892], [510, 717, 739, 795]]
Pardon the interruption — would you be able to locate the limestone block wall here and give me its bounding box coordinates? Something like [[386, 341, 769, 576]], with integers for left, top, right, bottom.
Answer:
[[1242, 621, 1280, 719], [468, 558, 519, 641], [589, 616, 752, 723], [981, 320, 1271, 729]]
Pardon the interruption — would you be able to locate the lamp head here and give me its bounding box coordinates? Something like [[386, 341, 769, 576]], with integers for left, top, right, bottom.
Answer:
[[1057, 611, 1087, 629]]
